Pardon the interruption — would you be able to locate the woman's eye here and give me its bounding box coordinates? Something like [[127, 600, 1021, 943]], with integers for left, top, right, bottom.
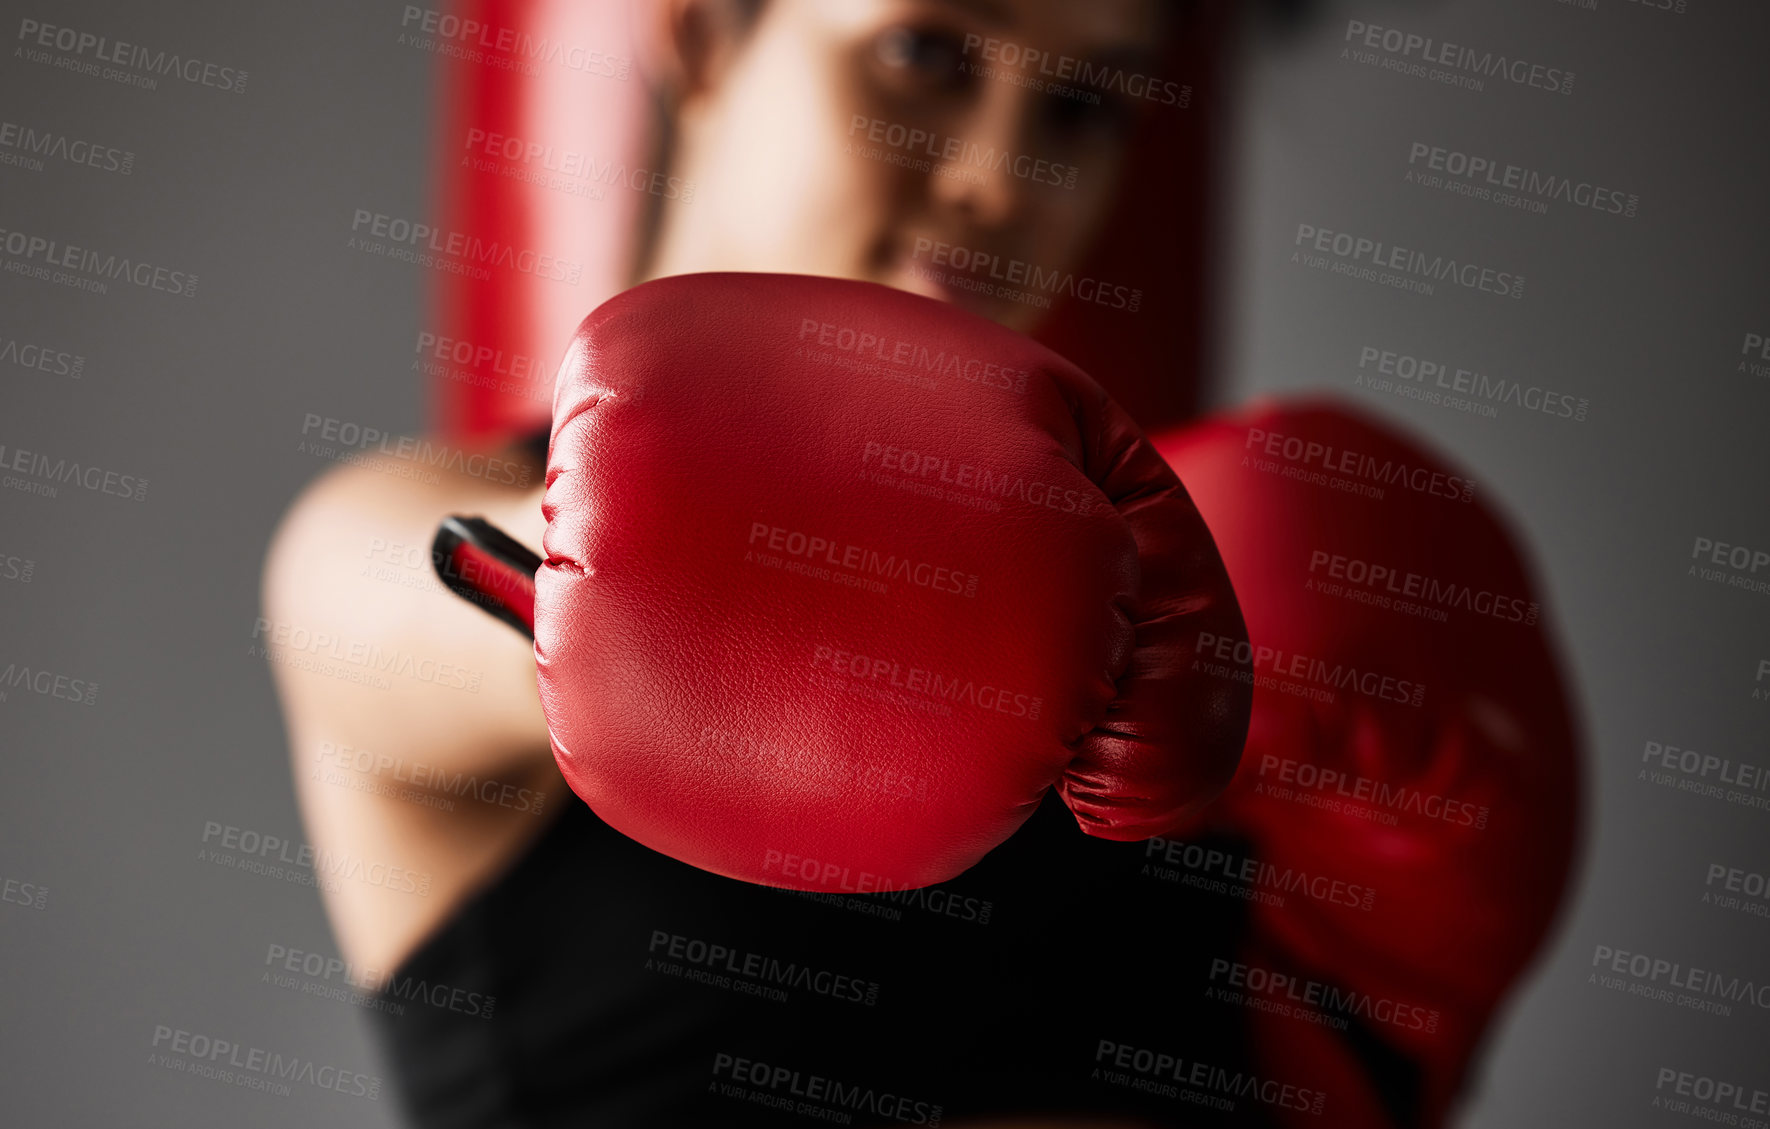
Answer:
[[871, 26, 972, 92]]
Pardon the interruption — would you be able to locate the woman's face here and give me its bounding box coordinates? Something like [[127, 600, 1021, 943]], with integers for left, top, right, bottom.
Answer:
[[646, 0, 1168, 332]]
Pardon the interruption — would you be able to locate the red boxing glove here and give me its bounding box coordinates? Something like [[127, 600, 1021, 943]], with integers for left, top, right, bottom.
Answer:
[[452, 273, 1250, 892], [1152, 400, 1582, 1128]]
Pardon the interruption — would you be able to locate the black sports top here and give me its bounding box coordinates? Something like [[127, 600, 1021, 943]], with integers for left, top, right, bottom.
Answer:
[[366, 786, 1273, 1128]]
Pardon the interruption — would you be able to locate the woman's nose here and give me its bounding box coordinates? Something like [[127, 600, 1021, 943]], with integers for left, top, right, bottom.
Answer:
[[927, 82, 1042, 231]]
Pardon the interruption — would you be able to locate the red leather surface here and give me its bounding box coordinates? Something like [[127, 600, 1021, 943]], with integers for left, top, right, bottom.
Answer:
[[535, 273, 1249, 892], [429, 0, 651, 442], [1154, 400, 1583, 1128]]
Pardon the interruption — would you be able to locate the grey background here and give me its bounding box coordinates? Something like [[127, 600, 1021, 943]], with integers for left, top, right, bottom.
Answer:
[[1, 1, 1764, 1126]]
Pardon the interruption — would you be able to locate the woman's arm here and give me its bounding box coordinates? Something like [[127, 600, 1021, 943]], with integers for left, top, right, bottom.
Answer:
[[260, 446, 559, 970]]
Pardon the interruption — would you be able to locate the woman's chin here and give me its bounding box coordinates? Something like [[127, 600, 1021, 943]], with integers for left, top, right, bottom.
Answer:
[[884, 262, 1035, 331]]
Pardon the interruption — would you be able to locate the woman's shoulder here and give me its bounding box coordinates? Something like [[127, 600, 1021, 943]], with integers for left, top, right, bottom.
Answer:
[[262, 438, 549, 757]]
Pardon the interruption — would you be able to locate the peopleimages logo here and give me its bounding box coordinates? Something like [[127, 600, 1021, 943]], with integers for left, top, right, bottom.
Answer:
[[1207, 957, 1441, 1034], [2, 876, 48, 911], [0, 227, 197, 297], [263, 943, 495, 1019], [699, 725, 931, 806], [1653, 1068, 1770, 1121], [0, 662, 98, 706], [797, 319, 1032, 394], [0, 552, 34, 584], [1253, 754, 1487, 828], [298, 413, 534, 488], [1293, 223, 1524, 300], [1194, 631, 1428, 710], [1742, 332, 1770, 379], [1143, 837, 1377, 911], [0, 120, 133, 175], [1705, 862, 1770, 920], [1341, 20, 1574, 95], [462, 129, 695, 202], [348, 209, 582, 285], [859, 441, 1097, 517], [149, 1025, 379, 1100], [849, 114, 1079, 189], [315, 739, 547, 816], [1306, 547, 1540, 626], [397, 6, 630, 79], [0, 332, 85, 379], [960, 34, 1189, 108], [1093, 1040, 1328, 1115], [1355, 345, 1590, 424], [709, 1053, 942, 1126], [15, 18, 249, 93], [748, 521, 980, 599], [1242, 425, 1476, 504], [910, 239, 1142, 312], [1590, 944, 1770, 1015], [810, 644, 1042, 721], [1639, 739, 1770, 814], [1406, 141, 1638, 218], [1688, 535, 1770, 597], [0, 440, 149, 502], [1640, 738, 1770, 817], [200, 820, 433, 896], [251, 617, 484, 695], [1562, 0, 1690, 16], [647, 930, 881, 1006], [413, 331, 540, 377]]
